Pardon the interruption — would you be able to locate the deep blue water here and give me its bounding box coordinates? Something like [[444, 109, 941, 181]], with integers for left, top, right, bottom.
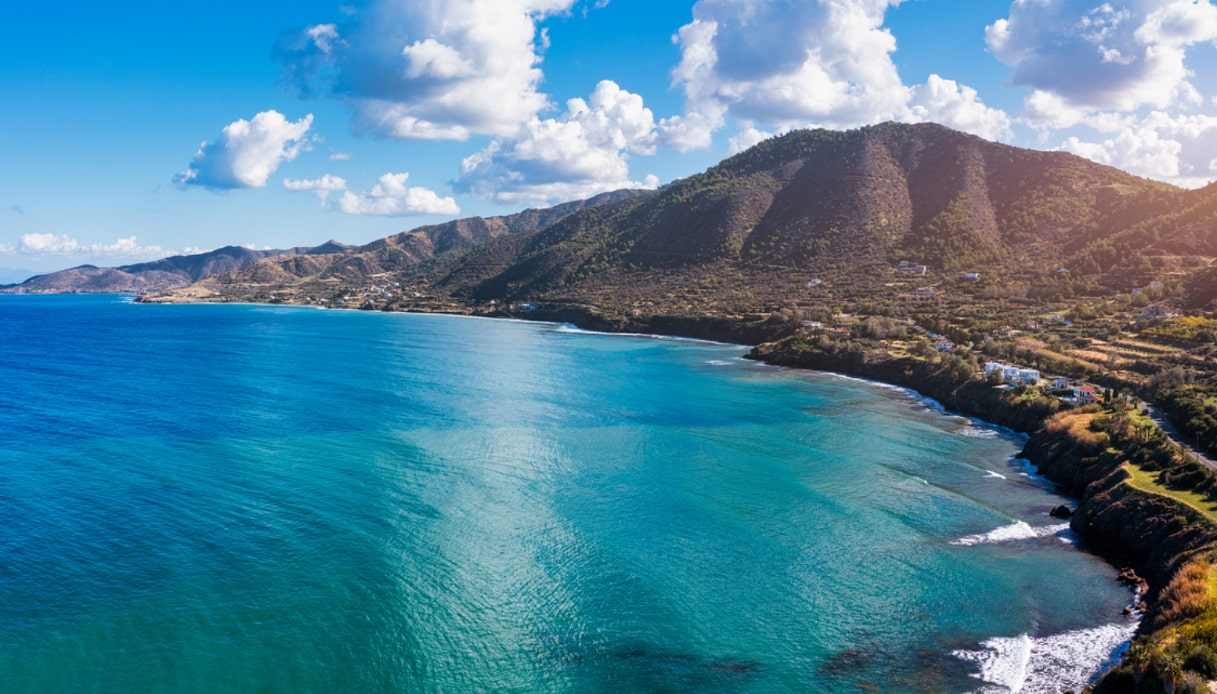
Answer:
[[0, 296, 1135, 692]]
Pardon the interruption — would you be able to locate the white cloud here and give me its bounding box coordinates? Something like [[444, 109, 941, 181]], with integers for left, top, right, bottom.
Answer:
[[1059, 111, 1217, 188], [283, 174, 348, 201], [1022, 89, 1092, 131], [175, 111, 314, 190], [335, 173, 460, 216], [988, 0, 1217, 117], [455, 80, 660, 204], [661, 0, 1010, 149], [907, 75, 1014, 142], [275, 0, 576, 140], [728, 125, 780, 154], [285, 172, 459, 215], [328, 152, 352, 161], [16, 234, 171, 259], [0, 243, 14, 254], [1136, 0, 1217, 47], [664, 0, 910, 141]]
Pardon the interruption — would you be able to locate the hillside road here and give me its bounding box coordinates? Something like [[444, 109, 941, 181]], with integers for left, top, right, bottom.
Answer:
[[1143, 403, 1217, 470]]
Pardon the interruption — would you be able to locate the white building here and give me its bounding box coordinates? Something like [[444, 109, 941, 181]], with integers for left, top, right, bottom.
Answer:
[[984, 361, 1041, 386]]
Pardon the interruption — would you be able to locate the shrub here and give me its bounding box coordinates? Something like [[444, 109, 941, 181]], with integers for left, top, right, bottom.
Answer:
[[1177, 670, 1207, 694], [1184, 644, 1217, 679], [1155, 559, 1213, 627]]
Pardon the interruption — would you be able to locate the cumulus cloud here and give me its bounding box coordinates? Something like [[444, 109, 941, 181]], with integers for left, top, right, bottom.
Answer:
[[455, 80, 660, 204], [334, 173, 460, 216], [283, 174, 348, 201], [175, 111, 314, 190], [16, 234, 171, 259], [907, 75, 1014, 142], [20, 233, 81, 253], [328, 152, 352, 161], [728, 125, 780, 154], [662, 0, 909, 142], [283, 172, 457, 215], [1060, 111, 1217, 188], [988, 0, 1217, 117], [661, 0, 1010, 148], [275, 0, 576, 140]]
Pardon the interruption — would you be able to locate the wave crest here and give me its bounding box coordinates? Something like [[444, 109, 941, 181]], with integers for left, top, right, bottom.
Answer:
[[953, 622, 1137, 693], [951, 521, 1071, 546]]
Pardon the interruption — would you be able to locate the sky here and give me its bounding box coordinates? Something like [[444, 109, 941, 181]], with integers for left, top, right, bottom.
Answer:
[[3, 0, 1217, 280]]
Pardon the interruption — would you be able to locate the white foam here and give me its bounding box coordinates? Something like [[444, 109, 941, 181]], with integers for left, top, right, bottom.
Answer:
[[550, 322, 744, 346], [959, 425, 1001, 439], [985, 470, 1008, 480], [951, 521, 1071, 546], [953, 621, 1137, 693]]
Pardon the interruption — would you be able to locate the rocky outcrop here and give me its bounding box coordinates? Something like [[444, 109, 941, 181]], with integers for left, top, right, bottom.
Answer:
[[1021, 426, 1217, 605]]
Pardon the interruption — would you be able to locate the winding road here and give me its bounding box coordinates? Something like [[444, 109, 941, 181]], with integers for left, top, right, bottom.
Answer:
[[1142, 403, 1217, 471]]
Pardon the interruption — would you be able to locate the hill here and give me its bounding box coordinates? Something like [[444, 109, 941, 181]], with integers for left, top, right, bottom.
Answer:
[[371, 121, 1199, 317], [149, 122, 1216, 326], [0, 244, 344, 294], [196, 188, 651, 293]]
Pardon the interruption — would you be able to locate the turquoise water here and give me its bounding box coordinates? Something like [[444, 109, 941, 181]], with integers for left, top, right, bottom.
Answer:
[[0, 296, 1135, 692]]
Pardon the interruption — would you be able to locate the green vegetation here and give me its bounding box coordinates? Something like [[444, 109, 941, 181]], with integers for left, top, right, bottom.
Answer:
[[1145, 317, 1217, 343], [1125, 465, 1217, 526], [1035, 406, 1217, 692], [1116, 560, 1217, 693]]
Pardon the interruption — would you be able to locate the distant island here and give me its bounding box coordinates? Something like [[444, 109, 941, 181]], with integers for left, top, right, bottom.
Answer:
[[17, 121, 1217, 690]]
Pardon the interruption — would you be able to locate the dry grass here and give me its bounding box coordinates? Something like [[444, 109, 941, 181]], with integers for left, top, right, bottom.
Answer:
[[1157, 558, 1216, 626], [1111, 339, 1183, 356], [1069, 349, 1112, 363], [1043, 411, 1110, 448]]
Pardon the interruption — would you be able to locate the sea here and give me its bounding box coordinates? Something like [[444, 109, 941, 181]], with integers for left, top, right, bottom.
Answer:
[[0, 295, 1138, 693]]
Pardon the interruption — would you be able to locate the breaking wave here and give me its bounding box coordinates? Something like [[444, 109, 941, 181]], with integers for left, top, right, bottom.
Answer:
[[951, 521, 1071, 546], [953, 621, 1137, 693]]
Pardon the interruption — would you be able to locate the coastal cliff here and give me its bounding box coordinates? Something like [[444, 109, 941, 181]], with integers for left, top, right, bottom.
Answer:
[[746, 332, 1060, 433], [747, 332, 1217, 692]]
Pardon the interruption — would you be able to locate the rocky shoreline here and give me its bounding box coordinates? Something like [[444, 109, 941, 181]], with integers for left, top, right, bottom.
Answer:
[[744, 330, 1217, 692], [149, 297, 1217, 690], [482, 303, 1216, 691]]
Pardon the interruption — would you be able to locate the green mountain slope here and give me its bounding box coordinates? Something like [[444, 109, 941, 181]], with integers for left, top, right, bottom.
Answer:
[[205, 189, 652, 290], [153, 122, 1216, 322], [411, 122, 1184, 305]]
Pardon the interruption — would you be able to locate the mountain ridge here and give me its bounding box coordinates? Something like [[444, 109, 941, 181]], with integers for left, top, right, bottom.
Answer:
[[0, 245, 309, 294], [77, 122, 1217, 313]]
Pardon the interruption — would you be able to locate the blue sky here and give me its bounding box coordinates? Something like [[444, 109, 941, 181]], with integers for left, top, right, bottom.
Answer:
[[3, 0, 1217, 280]]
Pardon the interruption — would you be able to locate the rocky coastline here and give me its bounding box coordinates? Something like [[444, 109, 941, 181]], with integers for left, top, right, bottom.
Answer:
[[478, 302, 1216, 691], [153, 294, 1217, 690], [743, 330, 1217, 692]]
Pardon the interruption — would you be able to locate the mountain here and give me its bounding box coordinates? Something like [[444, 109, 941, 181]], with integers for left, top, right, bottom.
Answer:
[[0, 244, 337, 294], [201, 188, 652, 290], [149, 122, 1217, 319], [409, 122, 1191, 305]]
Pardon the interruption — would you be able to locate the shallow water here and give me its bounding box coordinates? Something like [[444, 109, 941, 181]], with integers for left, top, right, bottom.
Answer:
[[0, 296, 1135, 692]]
